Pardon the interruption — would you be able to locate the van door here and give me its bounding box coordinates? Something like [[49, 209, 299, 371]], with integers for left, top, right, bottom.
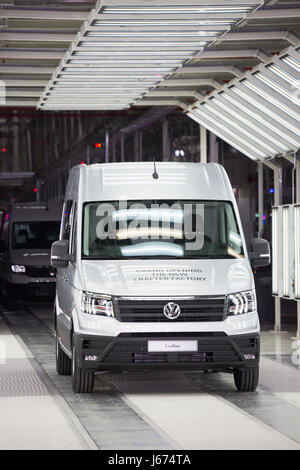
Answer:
[[63, 201, 78, 352], [56, 200, 74, 352]]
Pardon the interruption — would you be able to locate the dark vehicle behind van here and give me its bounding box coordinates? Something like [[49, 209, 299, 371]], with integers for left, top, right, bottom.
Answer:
[[0, 202, 61, 299]]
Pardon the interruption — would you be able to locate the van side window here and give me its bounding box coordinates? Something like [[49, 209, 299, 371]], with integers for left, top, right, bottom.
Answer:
[[61, 200, 73, 241]]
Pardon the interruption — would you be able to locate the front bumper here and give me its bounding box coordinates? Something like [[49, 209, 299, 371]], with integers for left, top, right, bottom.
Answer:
[[73, 331, 260, 372], [8, 281, 56, 299]]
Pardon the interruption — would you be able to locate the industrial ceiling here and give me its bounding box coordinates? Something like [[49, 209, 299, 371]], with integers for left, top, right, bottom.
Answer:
[[0, 0, 299, 161]]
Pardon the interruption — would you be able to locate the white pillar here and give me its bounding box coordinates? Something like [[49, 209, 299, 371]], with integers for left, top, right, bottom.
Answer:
[[296, 156, 300, 337], [139, 132, 143, 161], [274, 165, 283, 332], [121, 132, 125, 162], [258, 162, 264, 237], [112, 134, 116, 162], [134, 132, 139, 162], [105, 130, 109, 163], [162, 120, 170, 161], [26, 126, 32, 172], [209, 132, 218, 163], [12, 111, 19, 172], [200, 125, 207, 163]]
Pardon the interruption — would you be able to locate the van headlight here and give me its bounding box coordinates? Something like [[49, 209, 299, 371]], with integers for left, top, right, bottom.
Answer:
[[11, 264, 26, 273], [227, 290, 256, 315], [81, 291, 114, 317]]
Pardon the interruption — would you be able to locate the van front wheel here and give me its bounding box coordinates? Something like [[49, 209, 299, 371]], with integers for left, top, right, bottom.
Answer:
[[72, 344, 94, 393], [233, 366, 259, 392]]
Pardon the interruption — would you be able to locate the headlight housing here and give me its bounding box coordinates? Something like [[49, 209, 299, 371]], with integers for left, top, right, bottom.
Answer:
[[227, 290, 256, 315], [81, 291, 114, 317], [11, 265, 26, 274]]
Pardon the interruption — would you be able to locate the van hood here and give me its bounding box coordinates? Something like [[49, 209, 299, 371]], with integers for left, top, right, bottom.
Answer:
[[11, 249, 50, 265], [81, 259, 253, 297]]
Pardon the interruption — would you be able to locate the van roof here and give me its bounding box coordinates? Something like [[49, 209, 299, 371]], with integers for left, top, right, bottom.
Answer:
[[68, 162, 234, 202], [7, 202, 62, 222]]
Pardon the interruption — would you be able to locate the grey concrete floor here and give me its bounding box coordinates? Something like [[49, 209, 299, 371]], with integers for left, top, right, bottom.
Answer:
[[0, 300, 300, 450]]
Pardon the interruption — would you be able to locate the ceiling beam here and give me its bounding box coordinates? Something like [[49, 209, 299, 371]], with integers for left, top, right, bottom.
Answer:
[[0, 31, 74, 42], [0, 6, 88, 21], [0, 100, 37, 106], [194, 48, 273, 61], [147, 89, 204, 100], [249, 7, 300, 19], [221, 30, 300, 45], [4, 79, 48, 87], [0, 49, 65, 60], [0, 65, 54, 74], [136, 99, 186, 109], [177, 65, 243, 77], [6, 90, 42, 97], [159, 78, 221, 88]]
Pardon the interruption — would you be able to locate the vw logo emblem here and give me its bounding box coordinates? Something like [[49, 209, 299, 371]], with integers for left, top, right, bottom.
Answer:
[[163, 302, 181, 320]]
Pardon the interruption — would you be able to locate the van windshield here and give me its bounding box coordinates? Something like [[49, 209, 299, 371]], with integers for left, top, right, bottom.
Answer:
[[82, 200, 244, 260], [12, 221, 60, 249]]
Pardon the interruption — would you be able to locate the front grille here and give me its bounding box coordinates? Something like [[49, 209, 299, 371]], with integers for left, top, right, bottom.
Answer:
[[26, 265, 56, 278], [80, 333, 259, 366], [102, 336, 240, 364], [114, 297, 227, 323]]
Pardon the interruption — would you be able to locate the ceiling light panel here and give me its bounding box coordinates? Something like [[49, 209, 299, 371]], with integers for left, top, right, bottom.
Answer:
[[188, 43, 300, 161], [38, 0, 262, 110]]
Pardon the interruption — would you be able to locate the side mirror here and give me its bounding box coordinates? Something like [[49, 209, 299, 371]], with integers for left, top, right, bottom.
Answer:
[[51, 240, 72, 269], [249, 238, 271, 267]]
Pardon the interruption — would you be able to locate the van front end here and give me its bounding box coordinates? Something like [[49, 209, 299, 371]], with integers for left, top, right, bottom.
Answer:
[[7, 264, 56, 298], [72, 293, 260, 374]]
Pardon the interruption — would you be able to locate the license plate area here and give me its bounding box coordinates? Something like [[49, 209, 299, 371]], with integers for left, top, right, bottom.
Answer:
[[148, 340, 198, 353]]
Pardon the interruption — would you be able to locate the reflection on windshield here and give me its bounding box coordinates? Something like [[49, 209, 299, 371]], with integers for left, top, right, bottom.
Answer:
[[12, 221, 60, 249], [82, 200, 244, 260]]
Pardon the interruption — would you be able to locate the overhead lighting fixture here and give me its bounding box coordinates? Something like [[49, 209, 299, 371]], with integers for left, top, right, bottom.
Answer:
[[99, 6, 256, 13], [240, 81, 300, 122], [84, 31, 220, 37], [221, 91, 300, 148], [254, 71, 297, 104], [187, 42, 300, 165], [190, 107, 266, 159], [203, 100, 279, 155], [268, 64, 298, 85], [231, 86, 300, 135], [38, 0, 262, 110], [211, 98, 290, 153], [281, 56, 300, 73], [187, 111, 260, 161]]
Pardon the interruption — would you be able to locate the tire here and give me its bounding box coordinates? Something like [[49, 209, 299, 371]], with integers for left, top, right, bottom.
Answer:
[[56, 333, 72, 375], [72, 343, 94, 393], [234, 366, 259, 392]]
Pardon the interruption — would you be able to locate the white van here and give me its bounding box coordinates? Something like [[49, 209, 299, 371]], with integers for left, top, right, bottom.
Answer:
[[0, 202, 61, 299], [51, 162, 270, 393]]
